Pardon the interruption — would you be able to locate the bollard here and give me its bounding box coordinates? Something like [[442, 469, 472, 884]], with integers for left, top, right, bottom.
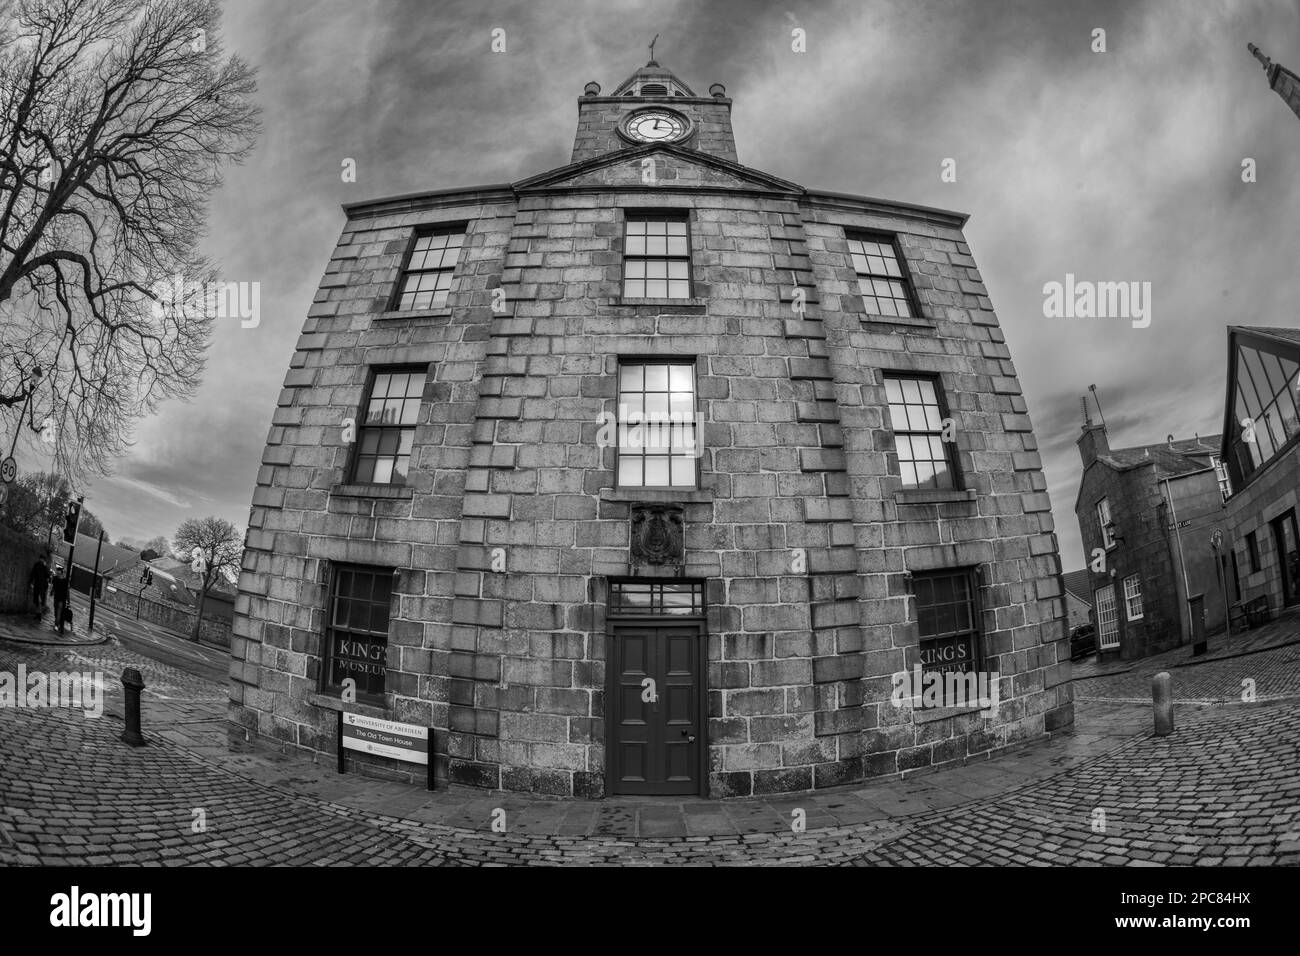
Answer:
[[120, 668, 147, 747], [1152, 671, 1174, 737]]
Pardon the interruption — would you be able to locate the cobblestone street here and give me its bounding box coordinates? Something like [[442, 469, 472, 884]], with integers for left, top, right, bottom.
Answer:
[[3, 623, 1299, 866]]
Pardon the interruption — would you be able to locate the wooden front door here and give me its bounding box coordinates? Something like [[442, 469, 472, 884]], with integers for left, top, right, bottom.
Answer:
[[609, 623, 703, 795]]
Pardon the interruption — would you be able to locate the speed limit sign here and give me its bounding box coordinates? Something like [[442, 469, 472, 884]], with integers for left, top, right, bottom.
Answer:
[[0, 456, 16, 484]]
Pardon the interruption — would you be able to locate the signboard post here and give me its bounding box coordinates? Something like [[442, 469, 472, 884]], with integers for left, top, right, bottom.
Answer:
[[337, 711, 434, 791]]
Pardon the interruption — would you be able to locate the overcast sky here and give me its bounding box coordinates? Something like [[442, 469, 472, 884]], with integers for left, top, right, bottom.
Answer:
[[53, 0, 1300, 570]]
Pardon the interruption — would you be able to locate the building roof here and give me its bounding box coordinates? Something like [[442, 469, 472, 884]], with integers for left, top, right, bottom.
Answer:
[[1096, 434, 1221, 480], [1233, 325, 1300, 347], [52, 534, 143, 577], [1061, 569, 1094, 605]]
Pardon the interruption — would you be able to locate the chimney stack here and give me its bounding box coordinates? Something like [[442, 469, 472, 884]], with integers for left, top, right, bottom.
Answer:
[[1076, 394, 1110, 466]]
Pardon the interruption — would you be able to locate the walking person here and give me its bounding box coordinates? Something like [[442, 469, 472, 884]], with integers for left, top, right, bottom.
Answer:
[[28, 555, 50, 621], [51, 565, 71, 635]]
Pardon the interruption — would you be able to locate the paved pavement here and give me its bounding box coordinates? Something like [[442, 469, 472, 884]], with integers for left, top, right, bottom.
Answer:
[[2, 611, 1299, 865]]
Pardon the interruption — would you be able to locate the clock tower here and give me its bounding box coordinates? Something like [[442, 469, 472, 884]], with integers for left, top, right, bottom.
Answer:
[[571, 59, 738, 164]]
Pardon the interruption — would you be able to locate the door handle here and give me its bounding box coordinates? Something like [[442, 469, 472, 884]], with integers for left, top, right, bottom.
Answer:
[[681, 730, 696, 743]]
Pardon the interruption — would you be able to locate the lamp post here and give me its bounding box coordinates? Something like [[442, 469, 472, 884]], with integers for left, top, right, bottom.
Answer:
[[5, 364, 43, 461]]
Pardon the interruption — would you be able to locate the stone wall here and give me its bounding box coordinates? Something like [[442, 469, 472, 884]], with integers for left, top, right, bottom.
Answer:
[[0, 525, 45, 613], [100, 583, 233, 647], [1224, 445, 1300, 616]]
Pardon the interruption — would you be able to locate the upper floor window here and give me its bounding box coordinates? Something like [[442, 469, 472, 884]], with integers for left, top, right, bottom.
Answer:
[[353, 368, 426, 484], [395, 226, 465, 311], [322, 564, 393, 701], [884, 374, 956, 490], [616, 361, 698, 488], [623, 216, 690, 299], [1096, 497, 1116, 549], [847, 234, 916, 318], [1211, 455, 1232, 502]]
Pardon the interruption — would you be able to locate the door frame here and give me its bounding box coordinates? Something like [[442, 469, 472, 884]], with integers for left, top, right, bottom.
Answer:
[[604, 578, 708, 798], [1270, 508, 1300, 607]]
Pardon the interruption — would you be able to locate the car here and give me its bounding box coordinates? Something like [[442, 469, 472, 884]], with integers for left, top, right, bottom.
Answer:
[[1070, 624, 1097, 661]]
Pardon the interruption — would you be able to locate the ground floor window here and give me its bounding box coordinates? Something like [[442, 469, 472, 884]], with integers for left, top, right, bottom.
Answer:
[[1123, 574, 1144, 621], [1095, 584, 1119, 649], [322, 564, 394, 700], [913, 568, 982, 705]]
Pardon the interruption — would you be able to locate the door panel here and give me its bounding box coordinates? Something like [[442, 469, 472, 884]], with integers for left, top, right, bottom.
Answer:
[[610, 624, 701, 795]]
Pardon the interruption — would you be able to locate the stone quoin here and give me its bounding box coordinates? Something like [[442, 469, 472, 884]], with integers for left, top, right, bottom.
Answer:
[[229, 56, 1072, 797]]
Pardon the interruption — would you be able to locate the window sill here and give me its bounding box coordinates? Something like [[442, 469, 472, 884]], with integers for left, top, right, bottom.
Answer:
[[611, 297, 707, 311], [309, 692, 389, 716], [376, 308, 452, 321], [600, 487, 713, 504], [896, 488, 975, 505], [911, 702, 990, 723], [331, 483, 414, 500], [861, 313, 936, 329]]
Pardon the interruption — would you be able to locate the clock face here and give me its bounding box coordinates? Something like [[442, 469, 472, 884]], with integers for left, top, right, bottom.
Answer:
[[624, 110, 688, 144]]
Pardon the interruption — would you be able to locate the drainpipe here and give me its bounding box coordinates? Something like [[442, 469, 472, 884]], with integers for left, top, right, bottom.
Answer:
[[1161, 477, 1192, 643]]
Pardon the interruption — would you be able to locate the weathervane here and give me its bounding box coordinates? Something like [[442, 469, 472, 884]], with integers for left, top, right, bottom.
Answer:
[[649, 33, 659, 64]]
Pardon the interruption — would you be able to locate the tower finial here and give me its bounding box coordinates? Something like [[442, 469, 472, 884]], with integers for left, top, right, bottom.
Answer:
[[648, 33, 659, 65], [1248, 42, 1272, 71]]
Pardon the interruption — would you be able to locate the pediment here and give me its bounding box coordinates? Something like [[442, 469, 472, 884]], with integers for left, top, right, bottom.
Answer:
[[515, 145, 803, 194]]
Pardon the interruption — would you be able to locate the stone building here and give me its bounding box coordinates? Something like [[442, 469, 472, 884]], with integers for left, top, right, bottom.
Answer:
[[1074, 414, 1228, 661], [229, 57, 1071, 797]]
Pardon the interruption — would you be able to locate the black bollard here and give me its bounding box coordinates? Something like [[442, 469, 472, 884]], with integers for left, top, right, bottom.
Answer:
[[120, 668, 147, 746]]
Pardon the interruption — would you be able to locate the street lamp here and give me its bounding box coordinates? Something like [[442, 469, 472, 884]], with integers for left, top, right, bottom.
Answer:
[[5, 363, 42, 460]]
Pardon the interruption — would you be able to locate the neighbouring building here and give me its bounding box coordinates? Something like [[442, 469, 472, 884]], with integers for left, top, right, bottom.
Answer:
[[1060, 569, 1093, 634], [1218, 326, 1300, 618], [230, 56, 1072, 797], [1074, 412, 1230, 660]]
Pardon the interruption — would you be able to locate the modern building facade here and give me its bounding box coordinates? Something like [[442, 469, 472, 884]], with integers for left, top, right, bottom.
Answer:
[[229, 58, 1072, 798], [1218, 326, 1300, 619]]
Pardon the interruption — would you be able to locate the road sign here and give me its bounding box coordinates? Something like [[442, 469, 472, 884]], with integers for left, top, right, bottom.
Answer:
[[1167, 519, 1191, 531], [0, 456, 16, 483]]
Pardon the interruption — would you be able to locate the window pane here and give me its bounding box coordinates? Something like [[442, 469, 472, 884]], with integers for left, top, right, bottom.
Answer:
[[1237, 353, 1263, 416], [618, 456, 642, 486], [644, 365, 669, 390], [671, 455, 695, 486], [1243, 347, 1272, 408], [644, 456, 670, 486], [1260, 349, 1289, 401], [620, 364, 644, 390], [372, 458, 394, 484]]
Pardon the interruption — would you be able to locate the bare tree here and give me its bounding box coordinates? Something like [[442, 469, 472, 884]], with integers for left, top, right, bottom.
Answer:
[[172, 514, 240, 641], [141, 533, 168, 558], [0, 467, 68, 539], [0, 0, 260, 483]]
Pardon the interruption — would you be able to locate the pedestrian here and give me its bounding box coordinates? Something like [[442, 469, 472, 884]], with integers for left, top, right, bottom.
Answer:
[[29, 555, 50, 620], [51, 565, 71, 635]]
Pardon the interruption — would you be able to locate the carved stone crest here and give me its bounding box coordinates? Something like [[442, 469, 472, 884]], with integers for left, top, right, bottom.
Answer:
[[630, 504, 685, 570]]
